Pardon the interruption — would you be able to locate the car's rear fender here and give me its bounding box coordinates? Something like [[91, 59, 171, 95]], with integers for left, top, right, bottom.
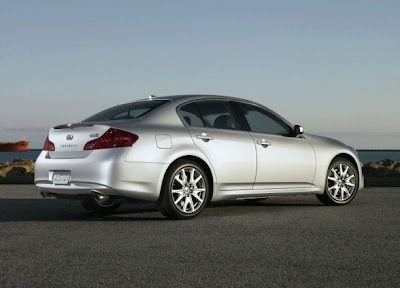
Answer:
[[34, 148, 169, 201]]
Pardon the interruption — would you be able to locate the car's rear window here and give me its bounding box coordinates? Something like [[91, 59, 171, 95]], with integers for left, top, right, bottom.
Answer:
[[82, 100, 168, 122]]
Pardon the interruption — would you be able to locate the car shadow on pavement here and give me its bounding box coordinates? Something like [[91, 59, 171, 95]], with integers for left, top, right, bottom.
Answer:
[[207, 196, 325, 209], [0, 199, 165, 222], [0, 197, 324, 222]]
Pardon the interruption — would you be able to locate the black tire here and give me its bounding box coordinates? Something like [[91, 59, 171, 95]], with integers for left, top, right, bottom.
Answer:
[[80, 196, 121, 213], [157, 160, 210, 220], [316, 157, 359, 205]]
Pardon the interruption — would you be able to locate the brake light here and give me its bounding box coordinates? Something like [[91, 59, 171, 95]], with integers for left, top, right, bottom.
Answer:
[[43, 136, 55, 151], [84, 128, 138, 150]]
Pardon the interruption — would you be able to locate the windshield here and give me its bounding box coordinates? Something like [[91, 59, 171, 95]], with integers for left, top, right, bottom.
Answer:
[[82, 100, 168, 122]]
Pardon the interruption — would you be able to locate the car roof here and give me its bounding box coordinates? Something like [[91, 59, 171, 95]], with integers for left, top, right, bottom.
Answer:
[[132, 94, 294, 128], [136, 94, 264, 107], [137, 94, 244, 102]]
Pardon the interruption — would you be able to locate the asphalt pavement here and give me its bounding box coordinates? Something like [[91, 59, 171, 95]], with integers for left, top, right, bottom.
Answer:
[[0, 185, 399, 287]]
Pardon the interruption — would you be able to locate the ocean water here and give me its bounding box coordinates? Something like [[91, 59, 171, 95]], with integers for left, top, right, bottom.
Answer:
[[0, 149, 399, 164]]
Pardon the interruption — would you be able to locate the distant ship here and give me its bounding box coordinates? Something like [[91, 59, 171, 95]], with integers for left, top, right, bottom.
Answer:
[[0, 140, 30, 152]]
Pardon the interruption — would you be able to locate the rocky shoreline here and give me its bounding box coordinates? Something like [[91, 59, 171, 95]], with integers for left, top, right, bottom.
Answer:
[[1, 159, 400, 186], [362, 159, 400, 187], [0, 159, 35, 184]]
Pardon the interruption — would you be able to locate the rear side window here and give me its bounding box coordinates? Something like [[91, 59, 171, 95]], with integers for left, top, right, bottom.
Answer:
[[178, 102, 205, 127], [196, 101, 240, 130], [82, 100, 167, 122]]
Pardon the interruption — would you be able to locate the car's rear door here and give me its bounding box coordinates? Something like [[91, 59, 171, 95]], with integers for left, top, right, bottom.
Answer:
[[178, 100, 256, 191], [233, 101, 316, 189]]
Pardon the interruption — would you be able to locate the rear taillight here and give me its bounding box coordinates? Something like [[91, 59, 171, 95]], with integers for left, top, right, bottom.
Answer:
[[43, 136, 55, 151], [84, 128, 138, 150]]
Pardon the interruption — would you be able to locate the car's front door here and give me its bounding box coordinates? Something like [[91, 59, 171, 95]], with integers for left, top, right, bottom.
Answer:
[[234, 102, 316, 190], [178, 100, 256, 191]]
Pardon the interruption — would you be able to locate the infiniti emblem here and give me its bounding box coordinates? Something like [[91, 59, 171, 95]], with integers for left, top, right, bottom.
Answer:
[[66, 135, 74, 141]]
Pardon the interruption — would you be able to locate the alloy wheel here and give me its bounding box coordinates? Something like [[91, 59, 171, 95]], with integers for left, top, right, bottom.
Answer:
[[171, 167, 207, 214], [327, 163, 356, 202]]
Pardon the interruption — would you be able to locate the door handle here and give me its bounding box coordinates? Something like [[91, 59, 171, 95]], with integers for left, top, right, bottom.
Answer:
[[196, 133, 213, 142], [256, 139, 271, 148]]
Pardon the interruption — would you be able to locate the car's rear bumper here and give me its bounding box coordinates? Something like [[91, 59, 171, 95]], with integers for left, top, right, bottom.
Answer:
[[34, 149, 169, 201]]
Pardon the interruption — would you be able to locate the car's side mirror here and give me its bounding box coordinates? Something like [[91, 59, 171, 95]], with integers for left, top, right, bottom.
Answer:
[[294, 125, 304, 136]]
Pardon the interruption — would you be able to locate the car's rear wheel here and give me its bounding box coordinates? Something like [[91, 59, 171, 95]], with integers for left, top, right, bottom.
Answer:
[[316, 157, 359, 205], [158, 160, 209, 220], [80, 196, 121, 213]]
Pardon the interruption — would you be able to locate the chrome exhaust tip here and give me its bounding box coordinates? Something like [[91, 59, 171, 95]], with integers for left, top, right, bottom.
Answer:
[[91, 191, 110, 203], [40, 191, 55, 198]]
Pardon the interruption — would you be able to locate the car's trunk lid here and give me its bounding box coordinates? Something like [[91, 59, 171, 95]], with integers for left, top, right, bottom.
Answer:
[[48, 123, 111, 159]]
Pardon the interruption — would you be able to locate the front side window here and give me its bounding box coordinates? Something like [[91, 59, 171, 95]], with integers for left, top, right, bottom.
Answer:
[[237, 102, 292, 136], [82, 100, 167, 122], [196, 101, 240, 130]]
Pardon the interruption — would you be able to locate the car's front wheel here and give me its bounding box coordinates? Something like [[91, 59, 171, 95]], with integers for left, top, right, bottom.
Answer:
[[158, 160, 210, 220], [316, 157, 359, 205]]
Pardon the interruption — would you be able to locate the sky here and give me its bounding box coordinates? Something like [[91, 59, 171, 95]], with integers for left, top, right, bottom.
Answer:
[[0, 0, 399, 149]]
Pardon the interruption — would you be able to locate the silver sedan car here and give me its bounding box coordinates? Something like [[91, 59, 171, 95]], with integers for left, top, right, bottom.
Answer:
[[35, 95, 364, 219]]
